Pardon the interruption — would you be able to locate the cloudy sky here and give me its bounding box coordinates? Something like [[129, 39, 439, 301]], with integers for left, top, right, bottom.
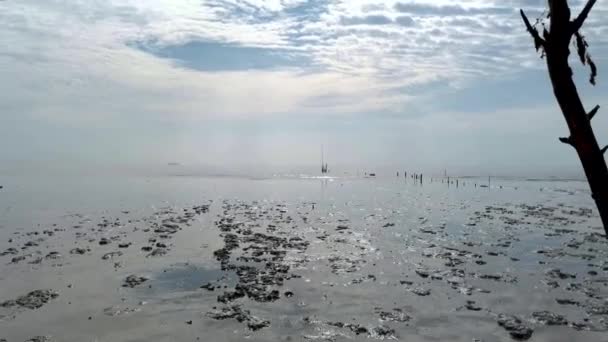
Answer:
[[1, 0, 607, 176]]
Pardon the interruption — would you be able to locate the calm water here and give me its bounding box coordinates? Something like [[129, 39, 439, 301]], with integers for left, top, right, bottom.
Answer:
[[0, 173, 593, 222], [0, 174, 606, 342]]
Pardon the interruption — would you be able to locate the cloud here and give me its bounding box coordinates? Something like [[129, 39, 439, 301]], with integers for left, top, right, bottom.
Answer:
[[340, 14, 393, 26], [1, 0, 607, 126], [395, 16, 415, 27], [393, 2, 513, 16], [3, 0, 608, 176]]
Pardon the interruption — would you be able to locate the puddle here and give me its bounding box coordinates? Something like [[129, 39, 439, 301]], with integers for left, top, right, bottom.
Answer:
[[144, 263, 235, 294]]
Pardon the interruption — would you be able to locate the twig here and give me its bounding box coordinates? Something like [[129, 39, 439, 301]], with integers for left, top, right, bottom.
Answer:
[[559, 136, 574, 146], [588, 105, 600, 120], [520, 9, 546, 51]]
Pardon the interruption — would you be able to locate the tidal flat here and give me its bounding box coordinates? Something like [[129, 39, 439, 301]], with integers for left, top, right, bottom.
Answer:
[[0, 175, 606, 342]]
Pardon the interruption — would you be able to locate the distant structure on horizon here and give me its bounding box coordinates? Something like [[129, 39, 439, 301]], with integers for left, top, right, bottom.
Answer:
[[321, 145, 329, 174]]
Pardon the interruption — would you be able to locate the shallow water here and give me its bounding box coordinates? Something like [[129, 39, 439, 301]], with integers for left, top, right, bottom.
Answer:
[[0, 174, 606, 341]]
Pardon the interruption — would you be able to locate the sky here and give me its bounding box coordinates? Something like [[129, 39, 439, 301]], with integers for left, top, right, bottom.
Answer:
[[1, 0, 607, 177]]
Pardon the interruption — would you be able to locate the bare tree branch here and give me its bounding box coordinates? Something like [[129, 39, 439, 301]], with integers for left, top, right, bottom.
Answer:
[[523, 0, 608, 235], [573, 29, 598, 86], [588, 105, 600, 120], [572, 0, 597, 32], [520, 9, 545, 51], [559, 136, 574, 146], [575, 32, 588, 65], [588, 55, 598, 85]]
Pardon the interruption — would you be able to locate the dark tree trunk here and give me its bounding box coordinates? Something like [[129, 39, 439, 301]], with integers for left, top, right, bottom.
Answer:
[[521, 0, 608, 236]]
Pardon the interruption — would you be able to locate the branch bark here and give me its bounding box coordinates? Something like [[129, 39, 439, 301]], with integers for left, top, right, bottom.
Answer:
[[522, 0, 608, 236], [572, 0, 597, 32], [520, 9, 545, 51], [559, 136, 574, 146], [588, 105, 600, 120]]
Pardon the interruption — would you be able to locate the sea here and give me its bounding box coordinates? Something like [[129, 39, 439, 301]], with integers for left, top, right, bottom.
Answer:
[[0, 173, 606, 341]]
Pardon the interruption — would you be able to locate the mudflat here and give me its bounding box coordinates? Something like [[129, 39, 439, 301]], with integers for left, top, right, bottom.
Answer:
[[0, 175, 606, 341]]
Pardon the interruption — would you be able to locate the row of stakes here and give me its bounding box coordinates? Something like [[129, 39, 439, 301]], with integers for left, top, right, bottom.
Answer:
[[396, 171, 495, 188]]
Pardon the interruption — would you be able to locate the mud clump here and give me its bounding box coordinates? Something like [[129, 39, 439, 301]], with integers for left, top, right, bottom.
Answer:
[[146, 248, 167, 257], [23, 241, 39, 248], [327, 319, 397, 339], [545, 268, 576, 280], [0, 248, 18, 256], [11, 255, 29, 264], [411, 288, 430, 296], [200, 283, 216, 291], [586, 303, 608, 315], [465, 300, 482, 311], [556, 298, 580, 306], [208, 201, 310, 330], [1, 290, 59, 310], [415, 268, 430, 278], [123, 275, 148, 288], [532, 311, 568, 325], [497, 314, 533, 340], [155, 222, 180, 234], [371, 325, 396, 339], [45, 252, 61, 260], [327, 322, 368, 335], [193, 204, 210, 214], [206, 305, 270, 331], [101, 251, 123, 260], [24, 337, 52, 342], [376, 308, 411, 322]]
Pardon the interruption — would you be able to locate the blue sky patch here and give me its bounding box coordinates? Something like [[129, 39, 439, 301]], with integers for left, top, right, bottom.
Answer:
[[134, 40, 310, 71]]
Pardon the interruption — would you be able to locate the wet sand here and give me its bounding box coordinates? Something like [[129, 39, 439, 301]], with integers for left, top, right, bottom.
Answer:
[[0, 175, 607, 341]]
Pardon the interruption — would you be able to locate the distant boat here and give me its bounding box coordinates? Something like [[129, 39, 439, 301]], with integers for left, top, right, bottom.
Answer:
[[368, 173, 376, 177], [321, 145, 329, 174]]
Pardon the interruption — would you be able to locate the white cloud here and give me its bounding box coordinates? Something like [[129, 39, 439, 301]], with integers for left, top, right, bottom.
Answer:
[[1, 0, 607, 124]]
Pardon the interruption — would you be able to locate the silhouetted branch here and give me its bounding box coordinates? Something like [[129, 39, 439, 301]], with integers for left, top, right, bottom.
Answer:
[[520, 9, 545, 51], [574, 31, 597, 85], [572, 0, 597, 32], [588, 55, 597, 85], [588, 105, 600, 120], [575, 32, 588, 64], [522, 0, 608, 235], [559, 137, 574, 146]]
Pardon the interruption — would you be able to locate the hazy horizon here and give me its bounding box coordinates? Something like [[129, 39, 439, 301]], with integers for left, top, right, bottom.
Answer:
[[0, 158, 591, 180]]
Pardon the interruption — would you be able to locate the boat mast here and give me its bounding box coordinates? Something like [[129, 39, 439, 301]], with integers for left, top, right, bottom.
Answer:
[[321, 145, 325, 174]]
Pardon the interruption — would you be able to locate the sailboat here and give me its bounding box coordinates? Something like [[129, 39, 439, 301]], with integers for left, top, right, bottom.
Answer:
[[321, 145, 329, 174]]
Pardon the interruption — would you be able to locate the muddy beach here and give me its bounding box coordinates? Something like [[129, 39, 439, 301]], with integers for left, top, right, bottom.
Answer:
[[0, 175, 607, 341]]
